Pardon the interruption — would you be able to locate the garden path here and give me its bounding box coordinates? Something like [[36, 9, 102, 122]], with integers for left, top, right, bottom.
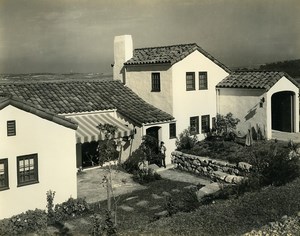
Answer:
[[77, 164, 211, 203], [49, 166, 214, 234]]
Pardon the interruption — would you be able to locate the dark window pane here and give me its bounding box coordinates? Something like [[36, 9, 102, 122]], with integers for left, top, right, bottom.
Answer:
[[152, 73, 161, 92], [7, 120, 16, 136], [199, 72, 208, 90], [201, 115, 210, 133], [17, 154, 38, 187], [169, 123, 176, 138], [186, 72, 195, 91], [0, 159, 9, 191], [190, 116, 199, 134]]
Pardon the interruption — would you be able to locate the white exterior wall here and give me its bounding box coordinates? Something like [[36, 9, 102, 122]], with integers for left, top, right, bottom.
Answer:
[[172, 51, 229, 140], [266, 76, 299, 138], [0, 105, 77, 219], [125, 65, 173, 115], [113, 35, 133, 82], [115, 112, 141, 162], [218, 76, 299, 140], [217, 88, 267, 136]]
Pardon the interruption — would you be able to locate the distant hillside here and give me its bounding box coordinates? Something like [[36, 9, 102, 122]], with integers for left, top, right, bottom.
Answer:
[[0, 73, 113, 82], [259, 59, 300, 79]]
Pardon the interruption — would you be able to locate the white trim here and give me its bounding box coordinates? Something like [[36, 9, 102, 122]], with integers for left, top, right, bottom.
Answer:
[[62, 109, 116, 117]]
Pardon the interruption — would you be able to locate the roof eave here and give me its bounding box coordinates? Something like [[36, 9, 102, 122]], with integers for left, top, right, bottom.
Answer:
[[0, 96, 78, 130]]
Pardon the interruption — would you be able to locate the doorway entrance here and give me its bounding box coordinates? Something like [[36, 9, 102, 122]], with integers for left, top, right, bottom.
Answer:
[[271, 91, 295, 132]]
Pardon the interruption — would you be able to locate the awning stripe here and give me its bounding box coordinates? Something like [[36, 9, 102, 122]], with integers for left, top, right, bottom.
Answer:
[[70, 113, 133, 143]]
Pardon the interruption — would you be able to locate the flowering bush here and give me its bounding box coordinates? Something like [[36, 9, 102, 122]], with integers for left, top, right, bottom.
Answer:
[[53, 197, 90, 222], [0, 209, 47, 235]]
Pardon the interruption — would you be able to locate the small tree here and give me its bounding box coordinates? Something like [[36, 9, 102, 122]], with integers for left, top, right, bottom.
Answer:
[[96, 123, 119, 230], [215, 113, 240, 140], [176, 128, 198, 151]]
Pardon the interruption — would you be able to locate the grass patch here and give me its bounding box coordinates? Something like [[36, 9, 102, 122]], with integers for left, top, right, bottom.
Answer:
[[185, 139, 290, 164], [65, 178, 203, 235], [131, 177, 300, 235]]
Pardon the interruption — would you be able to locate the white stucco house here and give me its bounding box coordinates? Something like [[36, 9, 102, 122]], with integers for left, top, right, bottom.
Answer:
[[113, 35, 299, 160], [0, 79, 174, 170], [113, 35, 230, 163], [0, 95, 78, 219]]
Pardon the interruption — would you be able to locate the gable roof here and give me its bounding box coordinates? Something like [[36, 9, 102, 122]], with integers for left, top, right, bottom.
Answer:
[[124, 43, 231, 73], [0, 79, 174, 126], [0, 94, 77, 130], [216, 71, 299, 91]]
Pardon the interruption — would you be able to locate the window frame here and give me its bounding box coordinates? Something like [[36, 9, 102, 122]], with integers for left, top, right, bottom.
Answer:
[[7, 120, 16, 136], [186, 72, 195, 91], [201, 115, 210, 133], [199, 72, 208, 90], [169, 123, 176, 139], [190, 116, 199, 134], [17, 154, 39, 187], [0, 159, 9, 191], [151, 72, 161, 92]]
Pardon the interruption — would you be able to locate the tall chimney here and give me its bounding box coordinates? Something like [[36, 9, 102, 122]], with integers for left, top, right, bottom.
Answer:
[[113, 35, 133, 82]]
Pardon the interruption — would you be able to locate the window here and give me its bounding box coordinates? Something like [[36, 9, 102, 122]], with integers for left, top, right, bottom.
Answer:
[[0, 159, 9, 191], [186, 72, 195, 91], [7, 120, 16, 136], [169, 123, 176, 139], [17, 154, 38, 187], [199, 72, 208, 90], [151, 73, 161, 92], [201, 115, 210, 133], [190, 116, 199, 134]]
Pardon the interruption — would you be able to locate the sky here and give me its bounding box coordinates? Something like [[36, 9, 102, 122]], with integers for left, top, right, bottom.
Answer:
[[0, 0, 299, 74]]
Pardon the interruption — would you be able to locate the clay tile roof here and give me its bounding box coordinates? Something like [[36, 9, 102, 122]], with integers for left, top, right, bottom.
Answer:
[[0, 79, 173, 126], [0, 94, 78, 130], [124, 43, 231, 73], [216, 71, 299, 91]]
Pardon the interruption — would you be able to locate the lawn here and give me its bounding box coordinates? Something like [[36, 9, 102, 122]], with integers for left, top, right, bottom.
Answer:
[[48, 175, 300, 235], [61, 178, 202, 235], [124, 177, 300, 236]]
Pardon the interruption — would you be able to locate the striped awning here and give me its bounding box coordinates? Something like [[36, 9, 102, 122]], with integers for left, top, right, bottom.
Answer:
[[70, 113, 133, 143]]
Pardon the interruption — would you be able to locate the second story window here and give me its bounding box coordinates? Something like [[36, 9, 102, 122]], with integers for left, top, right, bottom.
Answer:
[[186, 72, 195, 91], [199, 72, 208, 90], [7, 120, 16, 136], [151, 73, 161, 92], [190, 116, 199, 134]]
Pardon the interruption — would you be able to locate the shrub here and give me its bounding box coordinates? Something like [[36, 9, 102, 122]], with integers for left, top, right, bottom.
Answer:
[[46, 190, 56, 223], [214, 113, 240, 140], [164, 188, 200, 216], [89, 214, 103, 236], [123, 135, 162, 173], [122, 148, 145, 173], [132, 169, 162, 184], [53, 197, 90, 222], [176, 128, 198, 151], [0, 209, 47, 235]]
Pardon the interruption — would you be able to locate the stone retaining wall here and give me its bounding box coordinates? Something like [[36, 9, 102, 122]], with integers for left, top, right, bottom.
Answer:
[[171, 151, 252, 184]]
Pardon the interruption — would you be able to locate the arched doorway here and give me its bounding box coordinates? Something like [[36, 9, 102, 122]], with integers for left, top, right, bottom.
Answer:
[[271, 91, 295, 132]]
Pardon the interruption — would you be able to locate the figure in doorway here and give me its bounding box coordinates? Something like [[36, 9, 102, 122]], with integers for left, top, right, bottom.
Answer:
[[160, 141, 167, 168]]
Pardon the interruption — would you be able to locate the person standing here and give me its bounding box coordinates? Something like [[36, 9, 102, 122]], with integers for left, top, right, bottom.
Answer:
[[160, 141, 167, 168]]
